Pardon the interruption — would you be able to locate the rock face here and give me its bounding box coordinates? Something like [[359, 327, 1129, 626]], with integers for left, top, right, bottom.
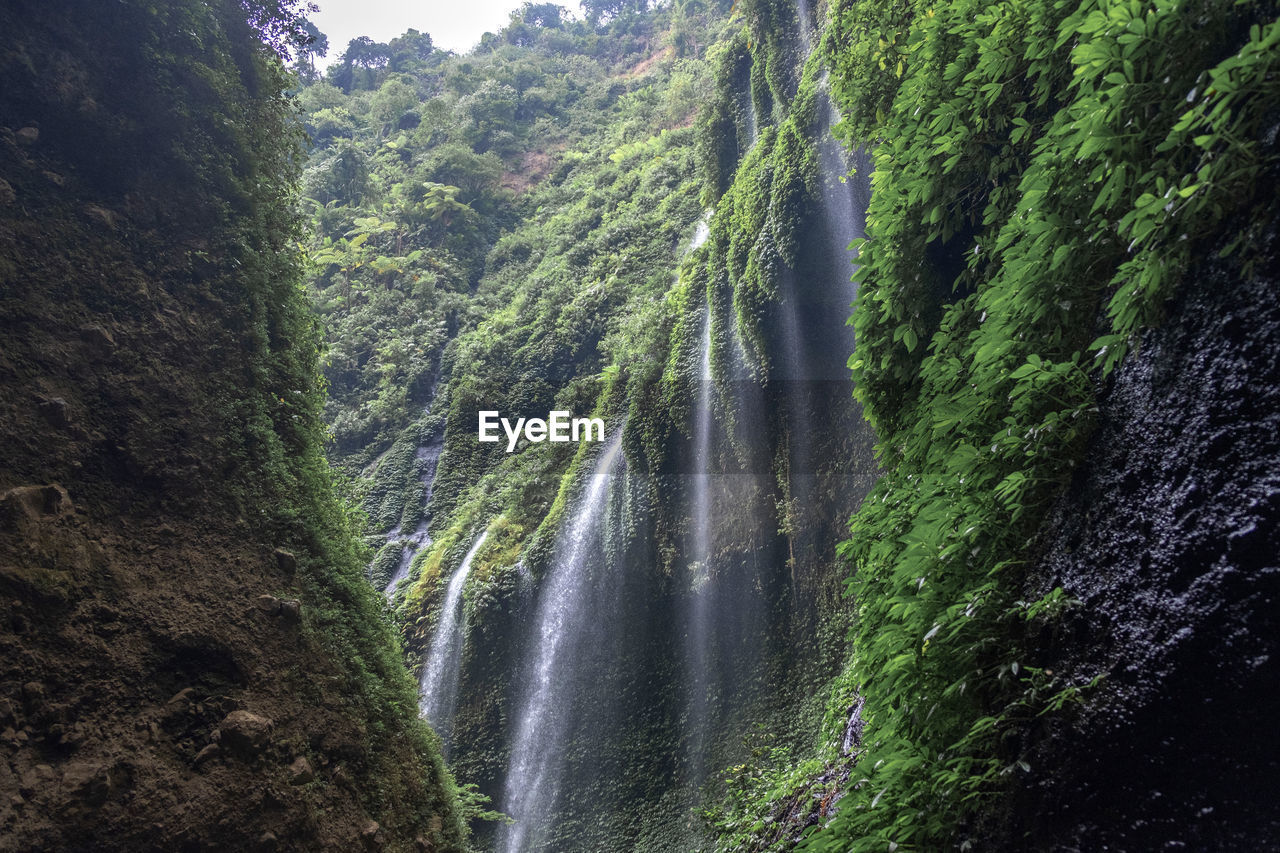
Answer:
[[78, 324, 115, 354], [1000, 238, 1280, 848], [254, 595, 302, 624], [0, 2, 466, 850], [61, 760, 113, 806], [274, 549, 297, 578]]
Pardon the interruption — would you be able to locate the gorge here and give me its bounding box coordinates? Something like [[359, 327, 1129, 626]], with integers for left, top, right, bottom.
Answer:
[[2, 0, 1279, 851]]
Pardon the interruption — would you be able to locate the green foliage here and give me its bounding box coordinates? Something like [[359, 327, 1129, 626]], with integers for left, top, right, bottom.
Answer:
[[456, 781, 514, 825], [295, 14, 730, 846], [298, 0, 728, 495], [697, 28, 757, 200], [707, 725, 828, 851], [796, 0, 1280, 848]]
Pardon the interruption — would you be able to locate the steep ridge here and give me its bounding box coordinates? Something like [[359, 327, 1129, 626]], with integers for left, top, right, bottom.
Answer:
[[0, 2, 466, 850]]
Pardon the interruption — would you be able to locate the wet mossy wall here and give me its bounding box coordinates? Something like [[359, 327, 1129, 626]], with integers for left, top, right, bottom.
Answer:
[[0, 1, 470, 848]]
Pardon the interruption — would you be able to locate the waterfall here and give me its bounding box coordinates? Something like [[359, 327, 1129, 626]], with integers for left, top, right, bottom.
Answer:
[[419, 528, 489, 752], [687, 304, 715, 779], [381, 374, 446, 601], [384, 435, 445, 599], [384, 523, 426, 596], [499, 427, 627, 853], [742, 80, 760, 149], [689, 211, 711, 256], [814, 85, 872, 371], [691, 309, 714, 570], [796, 0, 815, 54], [688, 210, 715, 567]]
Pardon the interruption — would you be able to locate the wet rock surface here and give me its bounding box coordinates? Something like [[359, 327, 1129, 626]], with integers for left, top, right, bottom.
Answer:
[[1002, 238, 1280, 849]]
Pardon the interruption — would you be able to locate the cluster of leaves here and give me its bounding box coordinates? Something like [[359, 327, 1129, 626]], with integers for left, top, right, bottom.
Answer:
[[705, 683, 858, 853], [799, 0, 1280, 848]]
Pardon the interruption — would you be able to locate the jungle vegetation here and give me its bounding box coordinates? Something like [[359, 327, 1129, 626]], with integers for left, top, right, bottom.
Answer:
[[291, 0, 1280, 849]]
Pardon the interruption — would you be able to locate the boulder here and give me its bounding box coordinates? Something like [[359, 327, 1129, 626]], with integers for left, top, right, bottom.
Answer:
[[21, 682, 45, 713], [78, 324, 115, 354], [18, 764, 55, 797], [36, 397, 69, 427], [360, 820, 383, 847], [287, 756, 313, 785], [0, 484, 70, 532], [15, 126, 38, 146], [193, 743, 219, 768], [278, 599, 301, 624], [216, 711, 273, 757], [255, 595, 301, 624], [82, 204, 117, 228], [274, 548, 297, 577]]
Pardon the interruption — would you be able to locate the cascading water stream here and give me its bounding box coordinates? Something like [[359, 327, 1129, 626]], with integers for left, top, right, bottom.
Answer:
[[499, 427, 627, 853], [690, 212, 711, 254], [384, 435, 445, 599], [686, 305, 715, 779], [691, 311, 714, 572], [379, 376, 446, 600], [742, 81, 760, 149], [795, 0, 815, 53], [688, 209, 714, 577], [815, 81, 872, 370], [419, 529, 489, 753]]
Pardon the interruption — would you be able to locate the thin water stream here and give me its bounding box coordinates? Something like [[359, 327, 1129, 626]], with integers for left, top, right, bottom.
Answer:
[[815, 83, 872, 369], [384, 435, 445, 599], [687, 305, 715, 780], [419, 529, 490, 753]]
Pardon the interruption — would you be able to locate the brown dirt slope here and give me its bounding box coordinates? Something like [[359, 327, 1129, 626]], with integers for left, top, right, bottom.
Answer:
[[0, 1, 466, 850]]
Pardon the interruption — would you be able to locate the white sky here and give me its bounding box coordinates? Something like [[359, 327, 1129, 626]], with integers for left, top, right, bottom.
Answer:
[[309, 0, 524, 63]]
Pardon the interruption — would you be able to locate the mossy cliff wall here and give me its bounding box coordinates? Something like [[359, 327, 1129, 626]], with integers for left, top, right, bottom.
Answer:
[[0, 2, 466, 849]]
